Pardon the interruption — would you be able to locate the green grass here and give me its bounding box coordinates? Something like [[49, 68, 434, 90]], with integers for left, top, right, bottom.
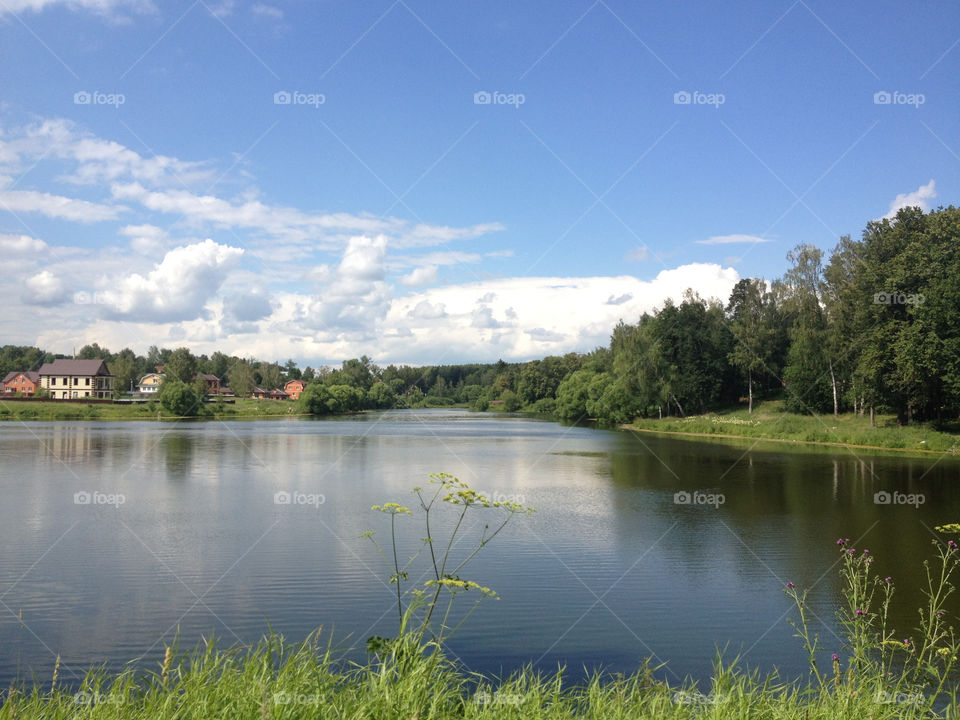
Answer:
[[0, 398, 309, 421], [623, 400, 960, 455]]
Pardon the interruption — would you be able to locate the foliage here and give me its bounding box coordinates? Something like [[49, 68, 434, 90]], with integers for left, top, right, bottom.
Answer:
[[156, 380, 203, 417]]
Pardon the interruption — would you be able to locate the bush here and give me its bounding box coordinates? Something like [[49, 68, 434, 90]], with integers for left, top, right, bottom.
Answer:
[[157, 380, 203, 417]]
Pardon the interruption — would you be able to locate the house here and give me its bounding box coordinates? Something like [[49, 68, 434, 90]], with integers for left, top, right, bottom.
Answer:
[[2, 371, 40, 396], [38, 359, 114, 399], [137, 372, 164, 393], [284, 378, 306, 400], [197, 373, 222, 395], [252, 387, 290, 400]]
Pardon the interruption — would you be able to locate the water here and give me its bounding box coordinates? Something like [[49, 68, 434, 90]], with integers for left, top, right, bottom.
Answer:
[[1, 409, 958, 688]]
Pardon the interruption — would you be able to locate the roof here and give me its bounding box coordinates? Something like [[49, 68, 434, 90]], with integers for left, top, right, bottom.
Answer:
[[200, 373, 220, 382], [3, 371, 40, 383], [38, 359, 112, 377]]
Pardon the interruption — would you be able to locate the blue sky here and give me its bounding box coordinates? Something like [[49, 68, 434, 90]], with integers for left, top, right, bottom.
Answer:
[[0, 0, 957, 365]]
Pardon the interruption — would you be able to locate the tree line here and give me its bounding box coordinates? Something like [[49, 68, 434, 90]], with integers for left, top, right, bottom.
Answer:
[[2, 205, 956, 425]]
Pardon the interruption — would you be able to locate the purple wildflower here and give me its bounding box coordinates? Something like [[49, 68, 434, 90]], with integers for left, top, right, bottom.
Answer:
[[786, 582, 795, 589]]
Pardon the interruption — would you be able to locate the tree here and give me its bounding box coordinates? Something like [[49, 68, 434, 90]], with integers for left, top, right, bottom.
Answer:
[[165, 347, 198, 383], [110, 349, 138, 395], [366, 381, 397, 409], [77, 343, 110, 360], [781, 245, 831, 414], [726, 278, 776, 413], [158, 380, 202, 416], [228, 360, 256, 398]]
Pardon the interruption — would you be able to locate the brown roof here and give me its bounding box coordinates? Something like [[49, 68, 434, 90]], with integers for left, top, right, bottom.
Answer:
[[38, 359, 112, 377], [3, 371, 40, 384]]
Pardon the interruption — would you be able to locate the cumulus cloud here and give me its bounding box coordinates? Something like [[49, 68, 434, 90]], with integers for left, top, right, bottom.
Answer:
[[696, 234, 770, 245], [120, 224, 168, 254], [224, 289, 272, 323], [0, 233, 48, 254], [605, 293, 632, 305], [98, 239, 243, 322], [408, 300, 447, 319], [882, 179, 936, 220], [526, 327, 566, 342], [400, 265, 438, 286], [23, 271, 69, 305], [470, 306, 501, 329], [339, 235, 387, 280]]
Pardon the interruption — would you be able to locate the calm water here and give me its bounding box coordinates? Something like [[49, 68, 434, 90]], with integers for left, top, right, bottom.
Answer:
[[1, 409, 958, 688]]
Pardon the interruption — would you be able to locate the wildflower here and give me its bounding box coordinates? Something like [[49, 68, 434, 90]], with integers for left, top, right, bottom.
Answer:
[[847, 549, 856, 555], [831, 653, 839, 661], [855, 609, 865, 616], [786, 582, 795, 589], [885, 576, 892, 583], [948, 540, 958, 550], [862, 549, 869, 554]]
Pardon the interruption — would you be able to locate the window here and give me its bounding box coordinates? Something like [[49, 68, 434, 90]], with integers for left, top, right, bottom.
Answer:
[[85, 378, 90, 386]]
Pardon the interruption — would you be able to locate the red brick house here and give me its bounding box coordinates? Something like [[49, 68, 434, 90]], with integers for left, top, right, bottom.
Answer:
[[2, 371, 40, 395], [284, 379, 306, 400]]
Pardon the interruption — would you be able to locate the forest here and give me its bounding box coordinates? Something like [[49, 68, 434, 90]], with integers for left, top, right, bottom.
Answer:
[[2, 205, 957, 426]]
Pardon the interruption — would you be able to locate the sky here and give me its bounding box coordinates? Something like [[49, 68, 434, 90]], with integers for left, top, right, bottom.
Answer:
[[0, 0, 957, 366]]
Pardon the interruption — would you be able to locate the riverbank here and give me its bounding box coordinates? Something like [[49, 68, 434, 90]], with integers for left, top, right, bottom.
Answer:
[[621, 400, 960, 456], [0, 398, 309, 421]]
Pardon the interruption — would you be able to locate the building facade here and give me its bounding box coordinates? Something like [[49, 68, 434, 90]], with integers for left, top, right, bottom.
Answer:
[[2, 371, 40, 395], [38, 359, 114, 399]]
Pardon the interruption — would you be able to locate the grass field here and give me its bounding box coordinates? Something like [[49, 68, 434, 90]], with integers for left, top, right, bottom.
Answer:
[[622, 400, 960, 456], [0, 397, 306, 421]]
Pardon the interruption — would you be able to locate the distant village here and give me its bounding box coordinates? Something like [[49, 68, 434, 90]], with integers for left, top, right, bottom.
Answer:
[[1, 358, 306, 402]]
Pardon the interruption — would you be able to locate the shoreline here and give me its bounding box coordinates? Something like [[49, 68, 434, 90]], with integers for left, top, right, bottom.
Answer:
[[620, 423, 960, 458]]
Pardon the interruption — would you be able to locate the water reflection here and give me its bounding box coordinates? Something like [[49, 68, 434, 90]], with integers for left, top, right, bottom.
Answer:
[[0, 413, 958, 689]]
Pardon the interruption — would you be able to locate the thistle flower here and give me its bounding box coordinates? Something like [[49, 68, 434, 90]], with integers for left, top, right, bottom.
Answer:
[[786, 582, 795, 589]]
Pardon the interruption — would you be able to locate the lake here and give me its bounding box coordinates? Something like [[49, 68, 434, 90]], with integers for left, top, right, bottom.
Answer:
[[1, 409, 958, 689]]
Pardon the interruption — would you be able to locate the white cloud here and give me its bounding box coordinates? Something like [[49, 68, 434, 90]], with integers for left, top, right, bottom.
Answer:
[[23, 270, 68, 305], [338, 235, 387, 280], [400, 265, 438, 286], [0, 0, 154, 18], [882, 179, 936, 220], [120, 224, 168, 254], [605, 293, 632, 305], [0, 233, 48, 254], [252, 3, 283, 19], [696, 234, 770, 245], [0, 189, 122, 222], [625, 245, 649, 262], [408, 300, 447, 319], [98, 239, 243, 322]]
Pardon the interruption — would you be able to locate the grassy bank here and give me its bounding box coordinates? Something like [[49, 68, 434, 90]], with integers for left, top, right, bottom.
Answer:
[[0, 398, 308, 421], [622, 400, 960, 455]]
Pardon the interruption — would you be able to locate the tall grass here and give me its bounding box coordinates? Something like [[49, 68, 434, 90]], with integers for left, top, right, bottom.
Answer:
[[3, 480, 959, 719]]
